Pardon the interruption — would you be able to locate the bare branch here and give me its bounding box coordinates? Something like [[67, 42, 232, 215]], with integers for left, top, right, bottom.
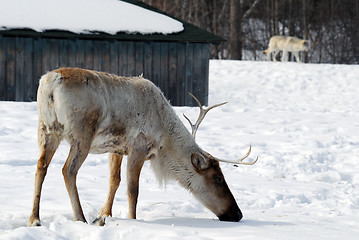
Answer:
[[243, 0, 262, 19]]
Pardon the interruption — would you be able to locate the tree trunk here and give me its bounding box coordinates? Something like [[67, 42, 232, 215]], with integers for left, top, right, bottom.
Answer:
[[274, 0, 279, 35], [288, 0, 293, 61], [230, 0, 242, 60], [354, 0, 359, 63], [288, 0, 293, 36], [302, 0, 308, 63], [212, 0, 219, 59]]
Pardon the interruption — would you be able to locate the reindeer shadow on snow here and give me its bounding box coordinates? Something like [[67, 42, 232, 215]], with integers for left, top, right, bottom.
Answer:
[[103, 216, 294, 229]]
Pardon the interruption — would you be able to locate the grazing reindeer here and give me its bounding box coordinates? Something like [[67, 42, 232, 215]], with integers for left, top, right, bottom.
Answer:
[[28, 68, 257, 227]]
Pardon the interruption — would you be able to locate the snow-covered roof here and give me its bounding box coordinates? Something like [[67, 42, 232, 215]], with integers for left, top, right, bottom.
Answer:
[[0, 0, 184, 35]]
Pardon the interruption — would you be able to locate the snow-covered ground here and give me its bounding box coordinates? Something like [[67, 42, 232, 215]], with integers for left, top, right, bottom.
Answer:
[[1, 60, 359, 239]]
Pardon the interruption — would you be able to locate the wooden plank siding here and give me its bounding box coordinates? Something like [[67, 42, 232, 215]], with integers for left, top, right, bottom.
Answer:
[[5, 39, 15, 101], [0, 36, 210, 106]]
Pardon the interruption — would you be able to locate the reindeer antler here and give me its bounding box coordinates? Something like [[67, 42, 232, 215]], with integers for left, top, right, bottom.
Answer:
[[184, 93, 258, 165], [211, 145, 258, 165], [183, 93, 227, 139]]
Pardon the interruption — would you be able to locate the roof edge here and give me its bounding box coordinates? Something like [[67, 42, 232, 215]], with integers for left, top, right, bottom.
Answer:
[[0, 0, 224, 43]]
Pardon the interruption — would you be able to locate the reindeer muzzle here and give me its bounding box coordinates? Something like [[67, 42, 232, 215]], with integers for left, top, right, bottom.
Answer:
[[218, 205, 243, 222]]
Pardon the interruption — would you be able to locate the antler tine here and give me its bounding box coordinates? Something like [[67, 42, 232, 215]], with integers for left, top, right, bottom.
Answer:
[[183, 113, 196, 136], [211, 145, 258, 165], [183, 93, 227, 139], [188, 92, 203, 109], [184, 93, 258, 166]]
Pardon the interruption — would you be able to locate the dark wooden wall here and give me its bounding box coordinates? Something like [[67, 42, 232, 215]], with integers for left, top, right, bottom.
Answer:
[[0, 35, 210, 106]]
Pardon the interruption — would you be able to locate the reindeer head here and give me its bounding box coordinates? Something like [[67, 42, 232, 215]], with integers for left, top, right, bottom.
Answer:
[[189, 151, 242, 221], [183, 93, 257, 222]]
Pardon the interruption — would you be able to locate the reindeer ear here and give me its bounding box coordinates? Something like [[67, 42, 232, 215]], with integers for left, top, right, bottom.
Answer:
[[191, 153, 209, 171]]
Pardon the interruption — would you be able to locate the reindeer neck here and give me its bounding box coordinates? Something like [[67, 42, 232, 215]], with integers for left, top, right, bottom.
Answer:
[[150, 94, 199, 185], [158, 96, 196, 152]]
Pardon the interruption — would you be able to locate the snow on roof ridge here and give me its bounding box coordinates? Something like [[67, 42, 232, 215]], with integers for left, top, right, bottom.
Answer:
[[0, 0, 184, 35]]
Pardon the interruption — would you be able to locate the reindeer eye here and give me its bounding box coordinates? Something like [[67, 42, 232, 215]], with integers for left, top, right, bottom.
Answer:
[[213, 174, 224, 185]]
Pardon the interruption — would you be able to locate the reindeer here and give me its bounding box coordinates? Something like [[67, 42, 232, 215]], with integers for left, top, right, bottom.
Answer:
[[28, 68, 257, 227]]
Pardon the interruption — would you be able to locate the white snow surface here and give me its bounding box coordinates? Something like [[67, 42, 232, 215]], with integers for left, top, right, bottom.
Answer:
[[1, 60, 359, 239], [0, 0, 184, 35]]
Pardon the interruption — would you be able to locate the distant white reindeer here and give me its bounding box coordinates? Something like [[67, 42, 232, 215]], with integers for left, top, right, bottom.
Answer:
[[264, 35, 309, 63], [28, 68, 257, 227]]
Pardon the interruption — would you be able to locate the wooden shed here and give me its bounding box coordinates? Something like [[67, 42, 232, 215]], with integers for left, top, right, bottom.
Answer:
[[0, 0, 222, 106]]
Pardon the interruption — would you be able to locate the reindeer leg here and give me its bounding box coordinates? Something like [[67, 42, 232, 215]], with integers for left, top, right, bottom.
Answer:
[[28, 122, 61, 226], [62, 110, 100, 223], [62, 138, 92, 223], [127, 156, 145, 219], [93, 153, 123, 226], [127, 143, 147, 219]]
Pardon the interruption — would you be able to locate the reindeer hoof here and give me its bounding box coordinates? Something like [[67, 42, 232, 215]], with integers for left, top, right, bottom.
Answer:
[[92, 215, 106, 226], [27, 217, 41, 227]]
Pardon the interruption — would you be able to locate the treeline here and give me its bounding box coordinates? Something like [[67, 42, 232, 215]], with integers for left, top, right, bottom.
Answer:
[[142, 0, 359, 64]]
